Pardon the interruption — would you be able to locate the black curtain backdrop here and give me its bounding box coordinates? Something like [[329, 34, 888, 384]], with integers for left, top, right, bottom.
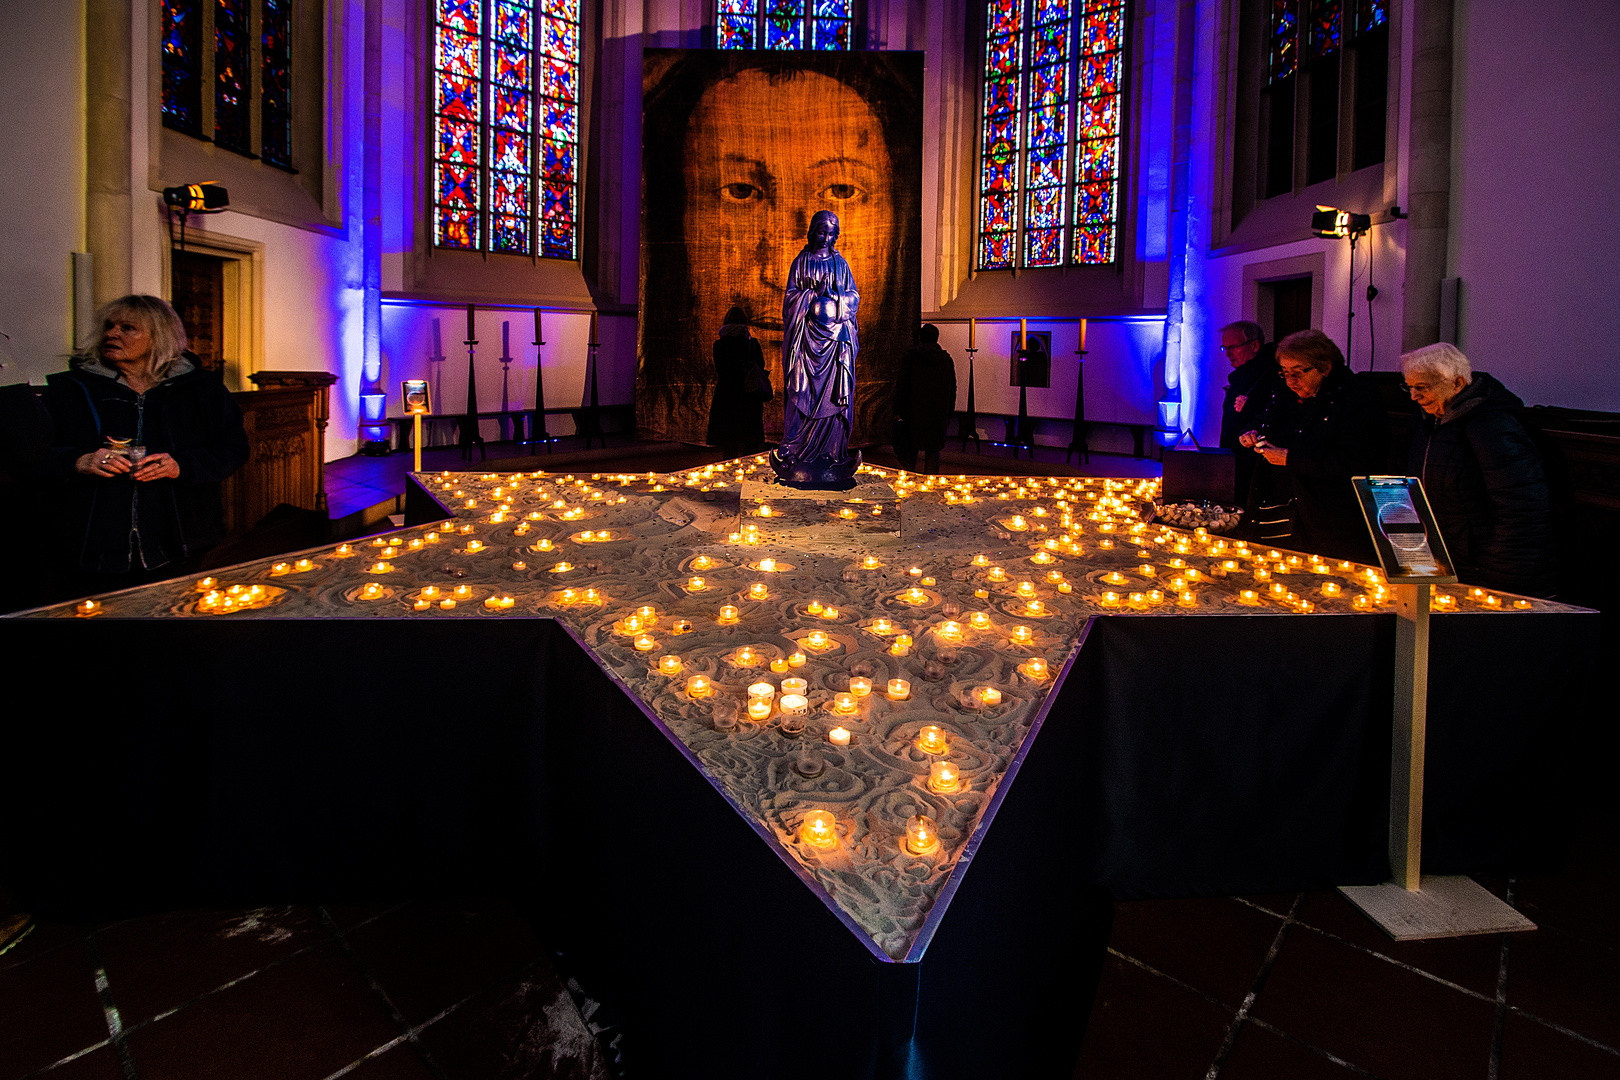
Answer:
[[638, 49, 923, 448]]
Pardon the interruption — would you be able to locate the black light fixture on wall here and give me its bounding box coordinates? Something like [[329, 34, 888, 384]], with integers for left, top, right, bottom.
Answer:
[[161, 183, 230, 256], [1313, 205, 1373, 367]]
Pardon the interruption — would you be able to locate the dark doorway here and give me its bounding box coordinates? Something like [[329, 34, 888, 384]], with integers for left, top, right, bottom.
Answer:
[[171, 251, 226, 376], [1269, 276, 1313, 342]]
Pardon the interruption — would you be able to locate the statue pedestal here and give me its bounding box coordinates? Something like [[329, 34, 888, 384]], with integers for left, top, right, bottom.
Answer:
[[739, 480, 900, 547]]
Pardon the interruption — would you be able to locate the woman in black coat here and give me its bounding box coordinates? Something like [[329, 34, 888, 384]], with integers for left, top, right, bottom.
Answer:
[[1240, 330, 1389, 562], [41, 295, 249, 598], [1400, 344, 1555, 597], [706, 305, 769, 458], [893, 323, 958, 474]]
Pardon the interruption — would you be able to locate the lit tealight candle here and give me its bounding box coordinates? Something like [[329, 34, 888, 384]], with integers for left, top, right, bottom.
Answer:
[[361, 582, 384, 599], [747, 698, 772, 721], [887, 678, 911, 701], [779, 694, 809, 717], [658, 655, 683, 676], [974, 686, 1002, 707], [806, 600, 824, 615], [770, 657, 790, 673], [915, 725, 949, 754], [1020, 657, 1049, 679], [788, 651, 807, 668], [781, 677, 809, 696], [805, 631, 831, 650], [552, 561, 573, 573], [987, 567, 1007, 582], [687, 576, 706, 591], [969, 611, 992, 630], [1015, 581, 1036, 598], [1025, 600, 1045, 615], [76, 599, 101, 616], [270, 562, 291, 576], [828, 726, 851, 747], [862, 556, 881, 569], [718, 605, 740, 624], [439, 598, 456, 609], [1010, 625, 1034, 646], [295, 559, 314, 571], [1239, 590, 1261, 605], [890, 634, 912, 656], [928, 761, 961, 793], [936, 621, 963, 643], [1321, 582, 1341, 597], [800, 811, 838, 850], [830, 692, 858, 715], [634, 633, 657, 651], [686, 675, 712, 698], [905, 815, 940, 855], [748, 582, 768, 600], [849, 676, 872, 698]]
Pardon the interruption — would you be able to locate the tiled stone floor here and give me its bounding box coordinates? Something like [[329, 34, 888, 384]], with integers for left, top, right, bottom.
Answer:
[[5, 809, 1614, 1079]]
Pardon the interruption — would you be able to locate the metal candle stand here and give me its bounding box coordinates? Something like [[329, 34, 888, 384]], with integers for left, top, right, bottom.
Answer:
[[959, 346, 980, 453], [583, 338, 603, 450], [460, 332, 486, 461], [1066, 346, 1089, 465], [530, 324, 551, 455]]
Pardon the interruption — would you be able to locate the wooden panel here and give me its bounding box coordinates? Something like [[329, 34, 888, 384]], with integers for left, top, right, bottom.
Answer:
[[220, 387, 321, 538]]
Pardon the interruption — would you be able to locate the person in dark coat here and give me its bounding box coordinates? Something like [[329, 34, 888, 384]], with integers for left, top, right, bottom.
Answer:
[[892, 323, 958, 474], [1218, 321, 1282, 515], [1239, 329, 1389, 562], [1400, 343, 1555, 597], [706, 304, 769, 459], [40, 295, 249, 599]]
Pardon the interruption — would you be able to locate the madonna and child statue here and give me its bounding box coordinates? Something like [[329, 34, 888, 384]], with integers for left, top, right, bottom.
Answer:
[[771, 210, 862, 488]]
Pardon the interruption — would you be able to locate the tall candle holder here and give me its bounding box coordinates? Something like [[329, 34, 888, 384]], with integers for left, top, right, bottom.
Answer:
[[498, 320, 514, 442], [530, 307, 551, 455], [583, 314, 604, 450], [959, 345, 980, 453], [460, 304, 486, 461], [1066, 342, 1089, 465]]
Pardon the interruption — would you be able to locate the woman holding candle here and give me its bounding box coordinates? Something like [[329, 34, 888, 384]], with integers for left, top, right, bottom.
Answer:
[[39, 295, 249, 600], [1238, 330, 1388, 562]]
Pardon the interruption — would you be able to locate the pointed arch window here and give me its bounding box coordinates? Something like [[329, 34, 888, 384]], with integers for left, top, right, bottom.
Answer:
[[977, 0, 1126, 270], [161, 0, 295, 169], [432, 0, 581, 259], [715, 1, 856, 51]]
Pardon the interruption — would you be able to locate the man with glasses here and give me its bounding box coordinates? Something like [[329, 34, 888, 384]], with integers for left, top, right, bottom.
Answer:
[[1400, 343, 1555, 596], [1218, 321, 1280, 515]]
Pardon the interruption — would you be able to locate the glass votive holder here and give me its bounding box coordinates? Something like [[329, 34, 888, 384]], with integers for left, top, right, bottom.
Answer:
[[973, 686, 1002, 707], [747, 697, 772, 721], [1010, 625, 1034, 646], [905, 814, 940, 855], [634, 634, 657, 651], [747, 681, 775, 699], [788, 651, 807, 668], [781, 677, 809, 696], [658, 655, 683, 676], [686, 675, 712, 698], [718, 605, 740, 624], [1020, 657, 1048, 679], [928, 760, 961, 793], [887, 678, 910, 701], [848, 676, 872, 697], [780, 712, 807, 736], [829, 692, 858, 715], [915, 725, 949, 754], [800, 811, 838, 850]]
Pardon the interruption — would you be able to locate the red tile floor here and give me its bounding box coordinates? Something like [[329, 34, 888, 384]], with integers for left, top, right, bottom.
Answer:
[[5, 809, 1615, 1080]]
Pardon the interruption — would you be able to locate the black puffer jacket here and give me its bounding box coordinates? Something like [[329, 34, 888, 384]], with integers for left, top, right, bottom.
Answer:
[[894, 342, 958, 453], [42, 360, 249, 574], [1405, 372, 1555, 597], [1255, 365, 1390, 562]]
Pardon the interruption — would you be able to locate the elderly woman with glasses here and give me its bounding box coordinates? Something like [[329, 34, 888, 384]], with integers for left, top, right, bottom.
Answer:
[[1400, 343, 1555, 597], [1238, 329, 1389, 561]]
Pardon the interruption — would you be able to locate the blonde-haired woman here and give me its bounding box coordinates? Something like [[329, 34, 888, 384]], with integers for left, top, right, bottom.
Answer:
[[42, 295, 248, 596]]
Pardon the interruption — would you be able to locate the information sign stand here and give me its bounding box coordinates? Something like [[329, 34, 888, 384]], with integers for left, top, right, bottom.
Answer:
[[1339, 477, 1536, 940], [402, 380, 430, 475]]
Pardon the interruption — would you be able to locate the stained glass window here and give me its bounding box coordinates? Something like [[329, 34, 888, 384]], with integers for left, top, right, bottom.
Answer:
[[162, 1, 203, 137], [433, 0, 580, 259], [161, 1, 297, 170], [715, 0, 854, 51], [977, 0, 1125, 269], [1355, 0, 1387, 35], [1268, 0, 1298, 83], [1307, 0, 1340, 60], [261, 0, 292, 168]]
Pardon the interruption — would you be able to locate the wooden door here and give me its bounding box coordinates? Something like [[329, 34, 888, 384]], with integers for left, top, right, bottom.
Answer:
[[171, 250, 226, 374]]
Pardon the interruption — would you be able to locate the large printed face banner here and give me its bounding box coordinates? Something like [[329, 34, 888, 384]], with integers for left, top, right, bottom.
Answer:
[[637, 50, 923, 446]]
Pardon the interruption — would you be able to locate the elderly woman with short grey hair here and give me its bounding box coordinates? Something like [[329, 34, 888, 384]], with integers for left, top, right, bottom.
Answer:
[[1400, 343, 1555, 597]]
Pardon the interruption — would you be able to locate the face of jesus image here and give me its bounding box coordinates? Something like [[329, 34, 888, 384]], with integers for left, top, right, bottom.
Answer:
[[682, 68, 896, 369]]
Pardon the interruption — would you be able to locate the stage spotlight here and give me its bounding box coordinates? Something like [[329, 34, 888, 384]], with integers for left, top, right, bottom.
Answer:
[[1312, 205, 1371, 239], [162, 183, 230, 213]]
